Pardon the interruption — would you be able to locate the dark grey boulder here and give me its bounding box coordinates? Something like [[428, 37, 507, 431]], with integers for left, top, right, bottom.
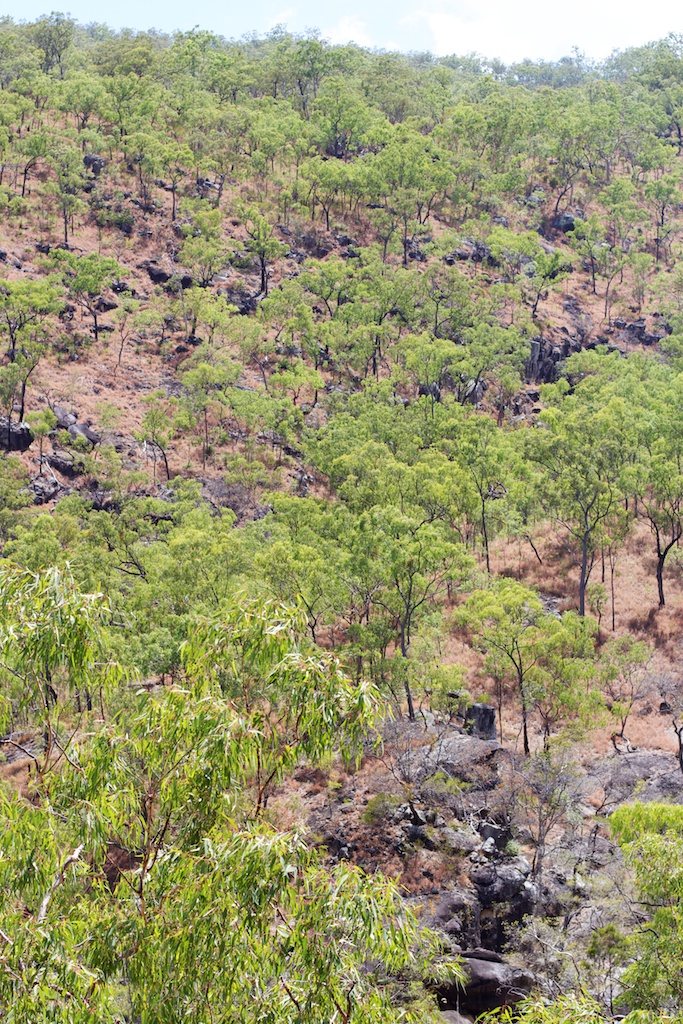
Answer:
[[68, 423, 101, 446], [424, 888, 482, 948], [436, 952, 534, 1016], [47, 452, 83, 477], [441, 826, 481, 855], [0, 418, 32, 451], [83, 153, 106, 176], [52, 405, 77, 429], [470, 861, 534, 906], [30, 476, 60, 504], [139, 260, 171, 285], [554, 212, 576, 232], [465, 703, 496, 740]]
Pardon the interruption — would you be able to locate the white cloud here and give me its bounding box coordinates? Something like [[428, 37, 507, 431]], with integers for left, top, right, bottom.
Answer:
[[406, 0, 683, 62], [266, 6, 299, 29], [323, 15, 374, 47]]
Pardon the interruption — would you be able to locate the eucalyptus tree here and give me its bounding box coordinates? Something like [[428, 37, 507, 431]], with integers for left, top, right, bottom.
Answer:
[[50, 250, 123, 342], [0, 576, 463, 1021], [529, 391, 630, 616], [0, 277, 63, 363], [459, 579, 549, 756]]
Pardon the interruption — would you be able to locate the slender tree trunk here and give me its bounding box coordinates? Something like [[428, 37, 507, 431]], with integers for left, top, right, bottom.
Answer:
[[400, 623, 415, 721], [674, 720, 683, 775], [159, 445, 170, 480], [521, 695, 530, 757], [481, 498, 490, 573], [657, 553, 666, 607], [656, 529, 682, 607], [579, 527, 591, 616]]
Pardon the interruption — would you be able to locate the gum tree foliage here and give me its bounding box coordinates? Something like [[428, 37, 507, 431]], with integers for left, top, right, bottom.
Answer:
[[50, 251, 123, 343], [461, 580, 604, 754], [529, 390, 629, 616], [0, 573, 462, 1021], [610, 802, 683, 1013]]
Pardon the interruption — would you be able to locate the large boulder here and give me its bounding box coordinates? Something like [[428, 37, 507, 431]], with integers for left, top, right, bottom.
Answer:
[[465, 703, 496, 740], [422, 888, 481, 948], [83, 153, 106, 176], [441, 826, 481, 856], [68, 422, 101, 446], [47, 451, 84, 478], [469, 860, 538, 949], [139, 259, 171, 285], [0, 418, 32, 452], [553, 212, 576, 232], [400, 733, 501, 788], [469, 860, 533, 907], [436, 952, 534, 1016], [52, 405, 77, 429]]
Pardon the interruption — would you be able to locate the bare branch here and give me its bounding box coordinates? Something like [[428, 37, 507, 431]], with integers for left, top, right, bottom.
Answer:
[[36, 844, 84, 923]]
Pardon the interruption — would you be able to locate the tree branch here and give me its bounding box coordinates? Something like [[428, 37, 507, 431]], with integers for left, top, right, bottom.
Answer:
[[36, 844, 84, 922]]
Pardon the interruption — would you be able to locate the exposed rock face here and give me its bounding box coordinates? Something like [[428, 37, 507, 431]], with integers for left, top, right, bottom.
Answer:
[[554, 212, 576, 232], [29, 476, 61, 504], [47, 451, 84, 477], [465, 703, 497, 740], [436, 951, 534, 1017], [68, 422, 101, 445], [400, 733, 501, 788], [426, 889, 482, 948], [83, 153, 106, 176], [582, 750, 683, 807], [0, 418, 33, 451], [525, 331, 584, 383]]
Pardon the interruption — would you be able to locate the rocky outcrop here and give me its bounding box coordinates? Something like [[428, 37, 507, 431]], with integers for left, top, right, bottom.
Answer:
[[0, 418, 33, 451], [435, 950, 534, 1017], [83, 153, 106, 176], [443, 240, 497, 266], [465, 703, 497, 740], [29, 475, 61, 504], [400, 732, 502, 788], [426, 889, 482, 948]]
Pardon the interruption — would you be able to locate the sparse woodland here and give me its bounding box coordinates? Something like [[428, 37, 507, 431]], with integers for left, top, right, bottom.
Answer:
[[3, 14, 683, 1021]]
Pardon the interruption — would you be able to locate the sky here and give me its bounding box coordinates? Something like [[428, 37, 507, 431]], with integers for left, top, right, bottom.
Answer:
[[3, 0, 682, 64]]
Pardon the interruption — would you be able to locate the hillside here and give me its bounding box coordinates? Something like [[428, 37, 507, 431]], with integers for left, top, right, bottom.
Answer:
[[3, 16, 683, 1023]]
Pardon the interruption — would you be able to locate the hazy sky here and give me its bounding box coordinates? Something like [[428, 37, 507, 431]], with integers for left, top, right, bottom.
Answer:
[[4, 0, 682, 63]]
